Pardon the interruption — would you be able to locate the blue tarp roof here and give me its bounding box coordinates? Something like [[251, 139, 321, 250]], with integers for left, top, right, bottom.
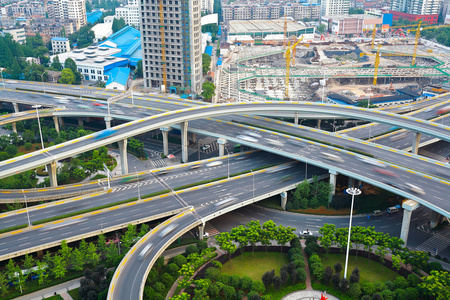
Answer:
[[99, 26, 142, 66], [51, 37, 68, 42], [105, 67, 130, 87], [87, 10, 102, 24], [205, 46, 213, 56]]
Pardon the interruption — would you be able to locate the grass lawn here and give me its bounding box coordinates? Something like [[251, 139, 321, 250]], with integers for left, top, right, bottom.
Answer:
[[221, 251, 289, 281], [43, 295, 63, 300], [68, 288, 82, 300], [319, 253, 399, 283]]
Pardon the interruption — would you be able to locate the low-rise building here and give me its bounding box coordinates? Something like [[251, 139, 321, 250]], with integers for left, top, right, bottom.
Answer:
[[91, 23, 113, 43], [3, 27, 26, 44], [51, 37, 70, 54], [105, 67, 130, 90], [98, 25, 142, 67], [321, 14, 383, 35]]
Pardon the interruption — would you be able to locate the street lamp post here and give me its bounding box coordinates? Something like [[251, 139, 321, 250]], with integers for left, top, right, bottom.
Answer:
[[134, 167, 141, 200], [367, 88, 372, 108], [37, 72, 46, 94], [22, 190, 31, 226], [32, 105, 45, 150], [344, 187, 361, 279]]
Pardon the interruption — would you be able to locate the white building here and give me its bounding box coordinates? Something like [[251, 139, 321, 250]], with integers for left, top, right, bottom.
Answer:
[[320, 0, 350, 17], [391, 0, 443, 15], [116, 5, 140, 27], [201, 0, 214, 14], [50, 45, 128, 82], [3, 28, 26, 44], [52, 0, 87, 29], [51, 37, 71, 54], [91, 23, 113, 43]]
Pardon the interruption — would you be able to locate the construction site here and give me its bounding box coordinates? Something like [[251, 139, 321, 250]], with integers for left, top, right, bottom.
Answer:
[[217, 22, 450, 104]]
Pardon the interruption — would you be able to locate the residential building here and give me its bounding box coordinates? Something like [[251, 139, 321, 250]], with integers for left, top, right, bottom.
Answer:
[[3, 27, 26, 44], [139, 0, 202, 94], [91, 23, 113, 42], [321, 0, 350, 16], [321, 14, 383, 34], [201, 0, 214, 14], [386, 10, 439, 24], [28, 18, 77, 37], [51, 0, 87, 29], [27, 32, 51, 44], [50, 45, 128, 81], [105, 67, 130, 90], [116, 5, 140, 28], [222, 3, 320, 22], [51, 37, 70, 54], [390, 0, 443, 15]]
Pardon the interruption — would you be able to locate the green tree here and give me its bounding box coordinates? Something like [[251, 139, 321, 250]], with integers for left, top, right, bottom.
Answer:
[[318, 223, 336, 256], [201, 81, 216, 100], [71, 248, 85, 271], [35, 260, 48, 286], [59, 68, 75, 84], [52, 254, 67, 279], [349, 8, 364, 14], [121, 223, 138, 251], [419, 270, 450, 300], [246, 220, 261, 254], [202, 53, 212, 75], [59, 240, 72, 267], [293, 180, 310, 203], [112, 18, 126, 33], [23, 253, 35, 279], [85, 242, 100, 265], [216, 232, 237, 259], [14, 264, 27, 293], [276, 224, 296, 250], [318, 24, 326, 34], [135, 60, 143, 77], [392, 255, 402, 273], [51, 56, 63, 70], [171, 292, 190, 300], [0, 271, 9, 298]]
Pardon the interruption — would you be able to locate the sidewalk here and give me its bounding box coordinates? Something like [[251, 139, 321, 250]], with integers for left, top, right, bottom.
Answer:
[[14, 278, 80, 300]]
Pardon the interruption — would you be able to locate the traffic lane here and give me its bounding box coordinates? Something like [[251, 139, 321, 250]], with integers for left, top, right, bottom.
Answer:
[[0, 196, 185, 257], [214, 116, 450, 177], [0, 152, 288, 229], [113, 212, 199, 300]]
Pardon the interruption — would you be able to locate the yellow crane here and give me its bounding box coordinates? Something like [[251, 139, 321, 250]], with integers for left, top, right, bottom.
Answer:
[[291, 36, 309, 66], [159, 0, 167, 91], [284, 37, 303, 100], [367, 24, 418, 49], [284, 15, 288, 49]]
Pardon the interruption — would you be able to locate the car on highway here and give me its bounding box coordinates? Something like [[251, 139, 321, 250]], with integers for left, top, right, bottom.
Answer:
[[155, 170, 170, 176], [77, 105, 90, 110], [357, 156, 384, 167], [94, 128, 116, 140], [138, 243, 154, 260], [202, 145, 210, 151], [265, 138, 283, 147], [389, 131, 408, 141], [243, 131, 262, 138], [112, 109, 125, 115], [92, 102, 106, 107], [319, 152, 344, 163], [236, 135, 258, 143], [373, 167, 398, 177], [206, 161, 223, 167], [190, 164, 202, 170], [405, 183, 425, 195], [279, 175, 293, 182], [214, 197, 237, 207], [436, 105, 450, 115], [299, 229, 313, 236], [158, 224, 178, 237], [372, 210, 383, 217], [387, 206, 400, 214]]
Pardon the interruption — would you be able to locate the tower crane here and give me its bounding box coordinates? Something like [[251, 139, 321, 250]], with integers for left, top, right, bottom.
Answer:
[[284, 15, 288, 50], [284, 37, 303, 100]]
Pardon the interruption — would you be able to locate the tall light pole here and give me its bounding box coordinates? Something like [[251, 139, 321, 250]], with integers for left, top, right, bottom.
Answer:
[[22, 190, 31, 226], [224, 147, 230, 178], [32, 105, 45, 150], [367, 87, 372, 108], [344, 187, 361, 279], [134, 166, 141, 200], [37, 72, 46, 94]]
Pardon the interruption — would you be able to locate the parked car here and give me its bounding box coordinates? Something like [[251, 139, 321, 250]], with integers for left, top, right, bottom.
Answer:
[[372, 210, 383, 217]]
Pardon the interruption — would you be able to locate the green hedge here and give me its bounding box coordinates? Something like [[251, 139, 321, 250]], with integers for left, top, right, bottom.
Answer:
[[0, 223, 28, 234]]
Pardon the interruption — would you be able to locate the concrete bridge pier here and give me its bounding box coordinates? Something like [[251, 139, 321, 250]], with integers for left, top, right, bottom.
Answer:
[[12, 122, 17, 133], [317, 119, 321, 129], [218, 138, 227, 156], [294, 112, 299, 125], [329, 169, 338, 201], [59, 117, 64, 127], [118, 139, 128, 174], [198, 225, 205, 240], [348, 177, 355, 188], [46, 161, 58, 187], [430, 210, 445, 228], [104, 116, 112, 129], [13, 103, 19, 113], [53, 117, 59, 133], [280, 191, 287, 210], [412, 132, 421, 155], [180, 121, 188, 163], [190, 132, 196, 144], [160, 127, 170, 157], [400, 200, 419, 245]]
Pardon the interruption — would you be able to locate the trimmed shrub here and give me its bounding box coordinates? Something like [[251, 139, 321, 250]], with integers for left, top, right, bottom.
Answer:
[[205, 267, 221, 282], [296, 268, 307, 282], [153, 282, 165, 294], [348, 283, 361, 299], [324, 266, 333, 285], [247, 291, 261, 300], [361, 282, 376, 296], [167, 263, 179, 277], [381, 289, 395, 300], [334, 262, 343, 275], [426, 261, 444, 273], [407, 274, 421, 287], [339, 277, 350, 292], [251, 281, 266, 294], [273, 276, 282, 291], [173, 255, 187, 268], [384, 280, 395, 291], [286, 202, 293, 211], [229, 275, 241, 289], [240, 276, 252, 291], [293, 259, 306, 268], [372, 293, 382, 300], [304, 242, 319, 256], [331, 273, 340, 288], [394, 276, 409, 290], [262, 270, 275, 289], [185, 244, 199, 255]]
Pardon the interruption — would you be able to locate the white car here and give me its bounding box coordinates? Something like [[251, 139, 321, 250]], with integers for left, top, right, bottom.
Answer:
[[138, 243, 153, 260], [206, 161, 223, 167], [320, 152, 344, 163], [243, 131, 262, 138], [236, 135, 258, 143], [214, 197, 237, 207], [357, 156, 384, 167], [405, 183, 425, 195], [158, 224, 178, 237], [265, 138, 284, 147], [299, 230, 313, 236], [202, 145, 211, 151]]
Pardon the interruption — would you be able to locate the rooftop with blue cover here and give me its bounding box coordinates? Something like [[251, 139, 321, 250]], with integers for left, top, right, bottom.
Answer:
[[87, 10, 103, 24], [99, 26, 142, 66], [105, 67, 130, 87]]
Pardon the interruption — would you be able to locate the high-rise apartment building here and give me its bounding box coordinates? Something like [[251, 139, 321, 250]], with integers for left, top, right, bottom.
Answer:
[[139, 0, 202, 94], [201, 0, 214, 14], [51, 0, 87, 29], [320, 0, 350, 16], [222, 3, 320, 22], [116, 6, 140, 27], [391, 0, 443, 15]]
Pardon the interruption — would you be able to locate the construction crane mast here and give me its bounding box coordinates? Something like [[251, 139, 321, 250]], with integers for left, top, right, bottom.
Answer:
[[284, 15, 288, 49], [284, 37, 303, 100], [159, 0, 167, 91], [291, 36, 308, 66]]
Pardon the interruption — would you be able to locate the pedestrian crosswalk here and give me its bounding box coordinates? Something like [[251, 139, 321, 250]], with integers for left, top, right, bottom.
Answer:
[[205, 222, 220, 237], [150, 158, 167, 168], [202, 142, 219, 154], [416, 233, 450, 254]]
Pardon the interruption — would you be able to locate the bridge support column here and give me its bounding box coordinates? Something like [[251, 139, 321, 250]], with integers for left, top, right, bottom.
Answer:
[[46, 161, 58, 187], [190, 132, 196, 143], [198, 225, 205, 240], [78, 117, 84, 127], [317, 119, 321, 129], [180, 121, 188, 163], [12, 122, 17, 133], [329, 169, 338, 202], [118, 139, 128, 174], [217, 138, 227, 156], [160, 127, 170, 157], [412, 132, 421, 155], [53, 117, 59, 133], [13, 103, 19, 113], [104, 116, 112, 129], [400, 200, 419, 246], [240, 145, 245, 152], [294, 112, 299, 125], [430, 211, 444, 228], [59, 117, 64, 127], [280, 191, 287, 210], [348, 177, 355, 188]]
